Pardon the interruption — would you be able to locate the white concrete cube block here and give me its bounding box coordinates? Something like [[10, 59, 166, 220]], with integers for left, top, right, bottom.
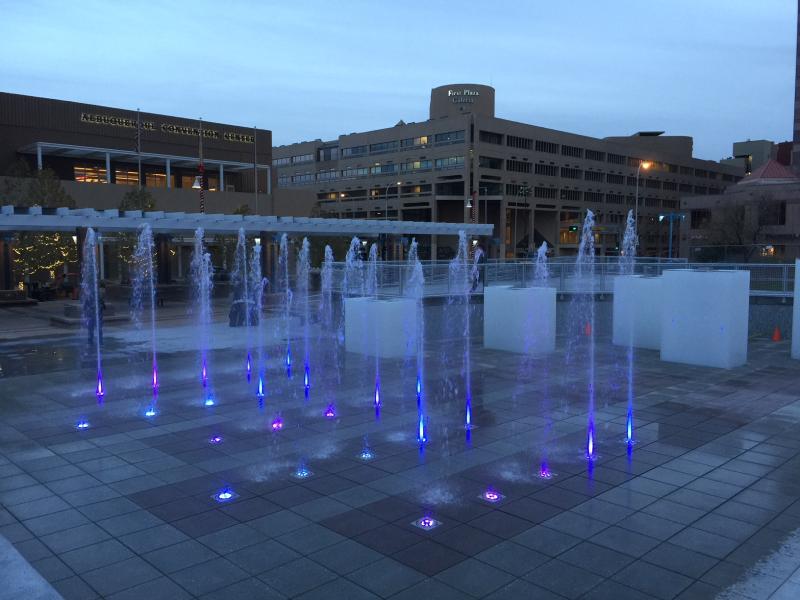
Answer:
[[793, 260, 799, 359], [613, 276, 662, 350], [483, 285, 556, 355], [344, 297, 418, 358], [661, 270, 749, 369]]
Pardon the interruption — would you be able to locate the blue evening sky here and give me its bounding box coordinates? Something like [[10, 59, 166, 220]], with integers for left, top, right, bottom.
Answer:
[[0, 0, 795, 160]]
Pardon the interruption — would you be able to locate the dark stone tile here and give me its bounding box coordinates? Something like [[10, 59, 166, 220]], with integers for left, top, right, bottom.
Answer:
[[31, 555, 74, 582], [669, 527, 740, 560], [499, 496, 563, 524], [118, 523, 188, 554], [512, 525, 582, 556], [589, 526, 660, 558], [433, 523, 502, 555], [392, 540, 467, 577], [475, 541, 549, 577], [143, 539, 219, 573], [613, 560, 693, 600], [259, 557, 337, 597], [469, 509, 533, 538], [308, 539, 384, 575], [227, 539, 301, 575], [219, 496, 281, 522], [618, 511, 686, 540], [275, 523, 345, 555], [40, 523, 111, 554], [320, 509, 384, 537], [60, 539, 134, 573], [560, 541, 635, 577], [198, 577, 285, 600], [172, 509, 239, 537], [97, 510, 164, 537], [347, 556, 426, 597], [198, 523, 266, 554], [295, 578, 379, 600], [584, 579, 653, 600], [106, 576, 193, 600], [354, 523, 422, 555], [643, 542, 719, 579], [171, 557, 249, 596], [435, 557, 516, 597], [525, 558, 605, 599], [389, 577, 470, 600], [51, 576, 100, 600], [82, 556, 162, 597]]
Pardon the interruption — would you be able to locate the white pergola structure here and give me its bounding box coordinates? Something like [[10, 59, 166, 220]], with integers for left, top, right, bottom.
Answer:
[[0, 206, 493, 237]]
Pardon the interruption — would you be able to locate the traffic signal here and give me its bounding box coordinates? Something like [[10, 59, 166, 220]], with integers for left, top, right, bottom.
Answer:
[[568, 225, 579, 232]]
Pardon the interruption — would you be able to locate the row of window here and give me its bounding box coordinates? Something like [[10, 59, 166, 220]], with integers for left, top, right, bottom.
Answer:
[[277, 156, 464, 186], [272, 153, 313, 167], [74, 166, 222, 190]]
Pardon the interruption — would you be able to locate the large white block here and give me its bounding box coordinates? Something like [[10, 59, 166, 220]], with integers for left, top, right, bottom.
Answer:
[[612, 276, 662, 350], [660, 270, 749, 369], [793, 260, 799, 359], [344, 297, 417, 358], [483, 285, 556, 354]]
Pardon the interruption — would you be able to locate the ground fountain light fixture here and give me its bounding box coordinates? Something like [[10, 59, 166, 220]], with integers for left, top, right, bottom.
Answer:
[[204, 396, 215, 407], [480, 488, 504, 503], [144, 406, 156, 417], [209, 435, 223, 444], [271, 416, 283, 431], [213, 488, 238, 503], [412, 516, 441, 531], [75, 420, 90, 430], [324, 404, 336, 419]]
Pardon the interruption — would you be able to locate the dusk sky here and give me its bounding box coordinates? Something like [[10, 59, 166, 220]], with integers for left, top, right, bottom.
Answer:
[[1, 0, 795, 160]]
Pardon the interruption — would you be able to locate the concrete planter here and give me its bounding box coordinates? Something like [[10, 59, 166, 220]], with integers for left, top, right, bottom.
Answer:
[[344, 297, 417, 358], [661, 269, 749, 369], [612, 275, 662, 350], [483, 285, 556, 355]]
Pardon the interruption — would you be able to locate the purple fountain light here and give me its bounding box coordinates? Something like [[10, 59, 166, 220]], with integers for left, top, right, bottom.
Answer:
[[209, 435, 223, 444], [271, 416, 284, 431], [324, 404, 336, 419], [412, 516, 441, 531], [539, 461, 553, 479], [481, 488, 504, 503], [95, 372, 104, 402]]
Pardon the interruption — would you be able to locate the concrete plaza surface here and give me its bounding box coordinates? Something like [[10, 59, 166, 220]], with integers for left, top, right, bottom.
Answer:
[[1, 304, 800, 599]]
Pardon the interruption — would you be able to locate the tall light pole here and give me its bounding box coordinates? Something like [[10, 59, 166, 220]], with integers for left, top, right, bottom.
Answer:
[[382, 180, 401, 260], [658, 212, 685, 259], [192, 118, 205, 213], [634, 160, 652, 226]]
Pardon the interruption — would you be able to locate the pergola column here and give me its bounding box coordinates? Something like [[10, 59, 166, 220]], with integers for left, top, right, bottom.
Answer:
[[220, 164, 224, 191], [0, 236, 14, 290], [166, 159, 171, 188], [155, 234, 171, 284]]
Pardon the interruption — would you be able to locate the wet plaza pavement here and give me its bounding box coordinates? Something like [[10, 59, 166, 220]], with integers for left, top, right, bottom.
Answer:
[[2, 308, 800, 599]]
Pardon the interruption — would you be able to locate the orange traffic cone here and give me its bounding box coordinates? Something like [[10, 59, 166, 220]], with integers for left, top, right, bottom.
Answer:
[[772, 326, 782, 342], [584, 322, 592, 336]]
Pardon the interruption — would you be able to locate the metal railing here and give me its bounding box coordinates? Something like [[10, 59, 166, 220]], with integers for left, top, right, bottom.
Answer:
[[322, 258, 796, 299]]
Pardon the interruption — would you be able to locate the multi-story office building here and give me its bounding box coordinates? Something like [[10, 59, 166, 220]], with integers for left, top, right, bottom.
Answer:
[[0, 92, 272, 214], [273, 84, 744, 258]]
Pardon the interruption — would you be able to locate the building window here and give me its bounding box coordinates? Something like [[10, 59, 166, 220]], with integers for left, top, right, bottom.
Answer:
[[561, 145, 583, 158], [606, 193, 624, 204], [370, 163, 398, 175], [318, 146, 339, 161], [534, 163, 558, 176], [694, 185, 708, 194], [606, 173, 624, 185], [506, 184, 531, 196], [340, 166, 369, 178], [680, 166, 694, 175], [507, 135, 533, 150], [759, 201, 786, 226], [646, 179, 661, 189], [145, 172, 171, 188], [584, 171, 604, 182], [434, 156, 464, 169], [584, 191, 603, 203], [479, 130, 503, 144], [74, 165, 107, 184], [478, 156, 503, 169], [369, 141, 398, 154], [679, 183, 693, 193], [607, 153, 626, 165], [399, 159, 432, 172], [690, 209, 711, 229], [400, 135, 429, 148], [663, 181, 677, 191], [585, 149, 605, 161], [694, 168, 708, 178], [316, 170, 338, 182], [115, 169, 139, 186], [535, 140, 559, 154], [534, 186, 557, 199], [561, 167, 582, 179], [434, 130, 465, 145], [342, 145, 368, 157], [272, 157, 291, 167], [560, 189, 582, 201], [290, 173, 313, 185], [278, 174, 290, 187], [292, 153, 314, 164], [722, 173, 734, 182], [506, 159, 532, 173]]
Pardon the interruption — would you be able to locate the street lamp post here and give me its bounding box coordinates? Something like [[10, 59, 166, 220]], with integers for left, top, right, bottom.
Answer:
[[382, 180, 401, 260], [658, 212, 685, 259], [634, 160, 652, 227]]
